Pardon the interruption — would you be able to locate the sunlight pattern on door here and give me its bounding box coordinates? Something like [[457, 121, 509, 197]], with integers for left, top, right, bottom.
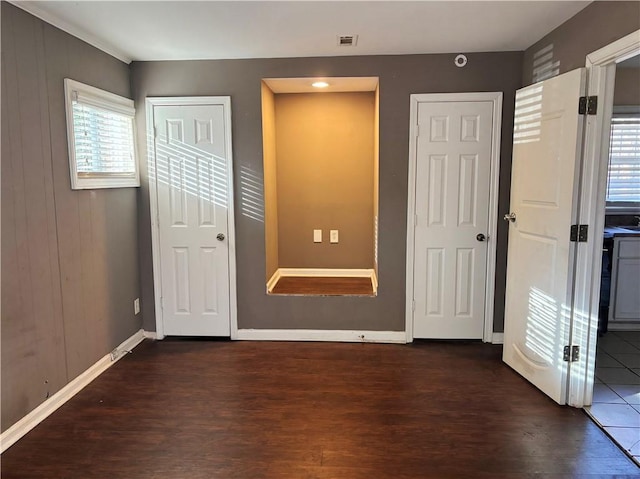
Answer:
[[154, 136, 228, 208], [503, 68, 586, 404], [514, 85, 543, 145]]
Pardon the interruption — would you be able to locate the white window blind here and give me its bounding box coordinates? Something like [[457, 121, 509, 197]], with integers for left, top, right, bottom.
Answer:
[[607, 114, 640, 203], [64, 79, 139, 189]]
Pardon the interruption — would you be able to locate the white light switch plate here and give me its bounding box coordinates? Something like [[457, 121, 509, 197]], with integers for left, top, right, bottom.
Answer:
[[134, 298, 140, 315], [313, 229, 322, 243], [330, 230, 339, 243]]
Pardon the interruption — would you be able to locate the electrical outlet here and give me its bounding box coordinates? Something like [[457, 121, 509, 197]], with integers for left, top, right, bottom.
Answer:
[[313, 229, 322, 243], [134, 298, 140, 315], [330, 230, 339, 243]]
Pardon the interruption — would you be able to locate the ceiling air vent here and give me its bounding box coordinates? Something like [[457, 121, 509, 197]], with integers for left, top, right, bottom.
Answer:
[[337, 35, 358, 47]]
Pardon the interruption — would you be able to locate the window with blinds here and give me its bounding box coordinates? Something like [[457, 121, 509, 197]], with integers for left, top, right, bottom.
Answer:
[[607, 113, 640, 204], [64, 79, 139, 189]]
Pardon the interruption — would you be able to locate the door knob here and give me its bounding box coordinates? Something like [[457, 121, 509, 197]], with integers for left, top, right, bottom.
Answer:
[[476, 233, 486, 242], [503, 212, 516, 223], [216, 233, 225, 241]]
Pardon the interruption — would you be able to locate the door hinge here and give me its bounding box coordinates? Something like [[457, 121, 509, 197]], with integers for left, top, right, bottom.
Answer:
[[563, 345, 580, 362], [414, 214, 418, 227], [416, 124, 421, 137], [570, 224, 588, 242], [412, 300, 416, 312], [154, 125, 158, 139], [578, 96, 597, 115]]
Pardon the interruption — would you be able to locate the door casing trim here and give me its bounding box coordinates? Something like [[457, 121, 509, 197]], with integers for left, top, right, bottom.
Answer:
[[405, 92, 503, 343], [145, 96, 238, 340], [569, 30, 640, 407]]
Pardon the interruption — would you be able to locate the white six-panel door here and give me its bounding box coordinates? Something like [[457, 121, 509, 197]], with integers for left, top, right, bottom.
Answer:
[[152, 103, 233, 336], [412, 100, 495, 339], [503, 68, 586, 404]]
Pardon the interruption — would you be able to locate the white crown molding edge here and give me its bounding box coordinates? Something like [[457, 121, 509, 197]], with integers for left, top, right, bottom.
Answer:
[[9, 1, 132, 64]]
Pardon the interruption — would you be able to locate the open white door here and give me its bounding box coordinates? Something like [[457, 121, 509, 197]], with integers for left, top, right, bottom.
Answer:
[[503, 68, 586, 405]]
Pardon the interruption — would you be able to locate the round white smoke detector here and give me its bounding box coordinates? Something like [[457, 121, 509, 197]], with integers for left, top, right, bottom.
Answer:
[[454, 54, 468, 68]]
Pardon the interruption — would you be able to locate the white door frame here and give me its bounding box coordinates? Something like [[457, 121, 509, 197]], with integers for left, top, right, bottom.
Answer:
[[145, 96, 238, 340], [569, 30, 640, 407], [405, 92, 503, 343]]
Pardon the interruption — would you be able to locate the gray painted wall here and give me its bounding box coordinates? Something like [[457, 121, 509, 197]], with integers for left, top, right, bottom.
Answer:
[[522, 1, 640, 86], [2, 0, 636, 434], [1, 2, 140, 431], [132, 51, 523, 333], [614, 67, 640, 106]]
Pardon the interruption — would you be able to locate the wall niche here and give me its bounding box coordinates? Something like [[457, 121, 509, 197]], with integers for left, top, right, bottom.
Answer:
[[262, 77, 380, 296]]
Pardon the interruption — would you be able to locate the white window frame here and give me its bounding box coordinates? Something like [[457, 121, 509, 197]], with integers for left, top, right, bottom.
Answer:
[[64, 78, 140, 189], [605, 105, 640, 214]]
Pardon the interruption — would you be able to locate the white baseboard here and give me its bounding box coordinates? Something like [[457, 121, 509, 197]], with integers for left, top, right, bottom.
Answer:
[[142, 330, 158, 340], [278, 268, 375, 278], [608, 324, 640, 331], [266, 269, 282, 293], [267, 268, 377, 294], [0, 329, 146, 453], [236, 329, 406, 344], [492, 332, 504, 344]]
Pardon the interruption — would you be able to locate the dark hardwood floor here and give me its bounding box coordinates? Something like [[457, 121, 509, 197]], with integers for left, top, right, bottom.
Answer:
[[271, 276, 374, 296], [2, 339, 638, 478]]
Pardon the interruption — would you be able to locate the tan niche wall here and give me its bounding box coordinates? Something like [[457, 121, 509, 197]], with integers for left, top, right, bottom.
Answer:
[[373, 85, 380, 277], [272, 91, 375, 269], [261, 82, 279, 280]]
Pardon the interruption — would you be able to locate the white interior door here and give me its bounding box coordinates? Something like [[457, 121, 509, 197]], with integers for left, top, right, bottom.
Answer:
[[412, 100, 494, 339], [503, 68, 586, 404], [153, 103, 232, 336]]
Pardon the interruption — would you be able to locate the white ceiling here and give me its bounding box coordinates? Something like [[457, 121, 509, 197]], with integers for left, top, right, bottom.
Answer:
[[264, 76, 379, 93], [13, 1, 591, 64]]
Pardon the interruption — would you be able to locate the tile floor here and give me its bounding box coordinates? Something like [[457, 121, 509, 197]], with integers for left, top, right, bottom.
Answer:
[[587, 330, 640, 465]]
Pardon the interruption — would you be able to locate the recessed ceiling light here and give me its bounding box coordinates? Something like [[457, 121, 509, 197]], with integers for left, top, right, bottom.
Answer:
[[312, 81, 329, 88]]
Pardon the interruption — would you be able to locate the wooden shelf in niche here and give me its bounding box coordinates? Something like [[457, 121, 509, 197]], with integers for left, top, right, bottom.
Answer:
[[270, 276, 375, 296]]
